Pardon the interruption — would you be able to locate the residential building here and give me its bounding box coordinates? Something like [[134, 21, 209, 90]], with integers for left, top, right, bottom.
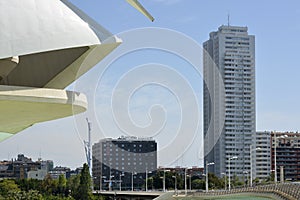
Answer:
[[203, 25, 256, 179], [0, 154, 52, 179], [49, 166, 71, 179], [253, 131, 271, 181], [27, 159, 54, 180], [92, 136, 157, 190], [27, 169, 48, 180], [271, 131, 300, 181]]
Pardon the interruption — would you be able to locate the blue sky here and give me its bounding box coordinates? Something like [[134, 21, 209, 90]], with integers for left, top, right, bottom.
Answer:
[[0, 0, 299, 169]]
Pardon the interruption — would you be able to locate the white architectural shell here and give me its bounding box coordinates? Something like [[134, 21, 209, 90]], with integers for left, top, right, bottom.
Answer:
[[0, 0, 122, 139]]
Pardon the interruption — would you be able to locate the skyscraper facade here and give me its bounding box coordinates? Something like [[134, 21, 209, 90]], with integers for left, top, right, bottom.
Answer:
[[203, 25, 256, 179]]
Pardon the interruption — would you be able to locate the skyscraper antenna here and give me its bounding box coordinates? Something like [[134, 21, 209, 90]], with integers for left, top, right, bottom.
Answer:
[[227, 13, 230, 26]]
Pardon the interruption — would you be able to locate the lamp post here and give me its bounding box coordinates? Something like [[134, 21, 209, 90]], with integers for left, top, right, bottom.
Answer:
[[189, 174, 192, 191], [221, 173, 226, 190], [205, 162, 215, 193], [250, 145, 261, 187], [145, 169, 152, 192], [228, 156, 238, 191], [172, 175, 177, 195], [184, 168, 187, 196], [163, 169, 170, 192], [119, 173, 124, 191], [131, 171, 136, 191]]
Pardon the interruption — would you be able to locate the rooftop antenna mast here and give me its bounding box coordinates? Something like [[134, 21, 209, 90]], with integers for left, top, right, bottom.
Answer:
[[227, 13, 230, 26], [84, 118, 92, 174]]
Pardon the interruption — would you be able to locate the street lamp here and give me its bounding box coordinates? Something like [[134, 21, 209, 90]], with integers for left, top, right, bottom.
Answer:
[[205, 162, 215, 193], [184, 167, 192, 196], [172, 175, 177, 195], [189, 174, 192, 191], [228, 156, 238, 191], [274, 132, 288, 184], [131, 171, 136, 191], [119, 173, 124, 191], [221, 172, 226, 190], [250, 145, 261, 187], [163, 169, 170, 192], [145, 168, 152, 192], [184, 168, 187, 196]]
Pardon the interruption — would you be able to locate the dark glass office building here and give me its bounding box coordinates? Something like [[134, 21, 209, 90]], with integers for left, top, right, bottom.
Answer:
[[92, 136, 157, 190]]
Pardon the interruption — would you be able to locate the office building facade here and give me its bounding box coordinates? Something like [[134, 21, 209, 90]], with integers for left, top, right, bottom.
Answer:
[[203, 25, 256, 179], [92, 136, 157, 190]]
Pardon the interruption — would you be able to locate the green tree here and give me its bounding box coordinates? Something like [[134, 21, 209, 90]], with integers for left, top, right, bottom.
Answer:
[[67, 174, 80, 197], [208, 173, 222, 189], [16, 178, 43, 192], [74, 163, 94, 200], [6, 190, 43, 200], [42, 174, 58, 195], [152, 171, 163, 190], [146, 177, 153, 190], [58, 174, 67, 196], [192, 179, 205, 189], [266, 172, 274, 183], [0, 179, 20, 196], [231, 174, 243, 188]]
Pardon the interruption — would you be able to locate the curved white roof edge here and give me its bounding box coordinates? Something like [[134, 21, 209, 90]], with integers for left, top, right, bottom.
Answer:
[[0, 85, 87, 135], [0, 0, 119, 59], [45, 36, 122, 89]]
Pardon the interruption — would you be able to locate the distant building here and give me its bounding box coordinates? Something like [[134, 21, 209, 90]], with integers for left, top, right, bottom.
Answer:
[[0, 154, 40, 179], [27, 169, 48, 180], [0, 161, 14, 178], [27, 160, 54, 180], [203, 25, 256, 179], [253, 131, 271, 181], [49, 166, 71, 179], [40, 160, 54, 171], [92, 136, 157, 190], [68, 167, 83, 178], [0, 154, 55, 180], [271, 131, 300, 181]]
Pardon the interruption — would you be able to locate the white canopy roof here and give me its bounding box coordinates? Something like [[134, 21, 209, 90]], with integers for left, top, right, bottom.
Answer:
[[0, 0, 122, 89], [0, 0, 122, 138], [0, 0, 115, 59]]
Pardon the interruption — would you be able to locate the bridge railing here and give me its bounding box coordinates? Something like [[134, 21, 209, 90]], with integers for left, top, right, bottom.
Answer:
[[190, 183, 300, 200]]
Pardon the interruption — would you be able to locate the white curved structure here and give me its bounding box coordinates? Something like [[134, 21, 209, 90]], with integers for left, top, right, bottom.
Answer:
[[0, 0, 122, 89], [0, 0, 122, 140], [0, 85, 87, 139]]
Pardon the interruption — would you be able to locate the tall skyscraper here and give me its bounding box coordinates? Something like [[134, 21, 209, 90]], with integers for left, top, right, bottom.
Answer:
[[203, 25, 256, 179]]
